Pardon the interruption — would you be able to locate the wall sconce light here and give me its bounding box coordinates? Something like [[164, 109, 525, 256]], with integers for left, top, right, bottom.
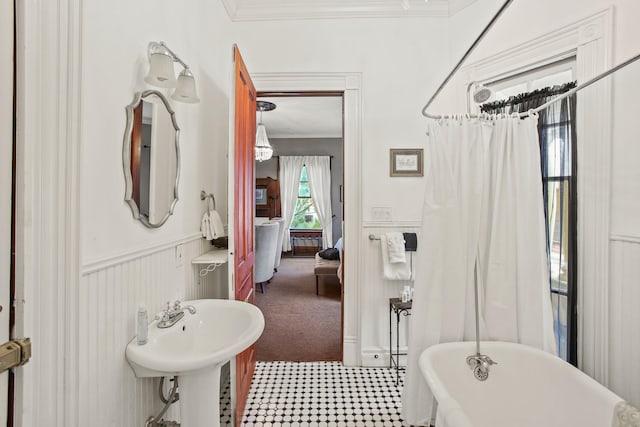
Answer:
[[144, 41, 200, 104]]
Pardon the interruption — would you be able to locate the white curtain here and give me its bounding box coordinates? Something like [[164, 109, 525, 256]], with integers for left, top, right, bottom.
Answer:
[[305, 156, 333, 249], [279, 156, 305, 252], [401, 115, 557, 426]]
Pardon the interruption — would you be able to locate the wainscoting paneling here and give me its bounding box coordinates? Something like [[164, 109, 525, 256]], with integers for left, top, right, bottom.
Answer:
[[609, 239, 640, 408], [77, 237, 219, 425]]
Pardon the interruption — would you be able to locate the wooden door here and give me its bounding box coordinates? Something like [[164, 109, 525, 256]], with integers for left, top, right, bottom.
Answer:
[[232, 45, 257, 426]]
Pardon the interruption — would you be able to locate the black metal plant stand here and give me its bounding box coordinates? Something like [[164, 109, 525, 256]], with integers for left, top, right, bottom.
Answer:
[[389, 297, 412, 386]]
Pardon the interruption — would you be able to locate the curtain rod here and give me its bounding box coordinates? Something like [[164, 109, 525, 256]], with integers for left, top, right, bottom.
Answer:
[[451, 52, 640, 120], [421, 0, 516, 119], [521, 52, 640, 117]]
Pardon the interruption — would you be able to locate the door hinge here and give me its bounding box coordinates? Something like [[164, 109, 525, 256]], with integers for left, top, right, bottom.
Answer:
[[0, 338, 31, 373]]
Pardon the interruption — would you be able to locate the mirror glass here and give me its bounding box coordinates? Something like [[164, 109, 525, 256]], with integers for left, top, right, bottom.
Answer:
[[123, 90, 180, 228]]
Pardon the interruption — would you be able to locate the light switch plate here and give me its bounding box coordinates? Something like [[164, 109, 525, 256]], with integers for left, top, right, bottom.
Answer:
[[371, 207, 392, 222]]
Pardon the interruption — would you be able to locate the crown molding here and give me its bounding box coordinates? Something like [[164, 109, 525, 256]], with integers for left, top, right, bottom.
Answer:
[[222, 0, 457, 21]]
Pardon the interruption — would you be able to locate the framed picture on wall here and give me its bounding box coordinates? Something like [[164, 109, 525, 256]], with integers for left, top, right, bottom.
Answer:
[[255, 187, 267, 205], [390, 148, 424, 177]]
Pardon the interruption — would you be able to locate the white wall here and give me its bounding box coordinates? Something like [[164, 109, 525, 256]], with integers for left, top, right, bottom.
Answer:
[[81, 0, 233, 263], [233, 17, 453, 225], [466, 1, 640, 65], [608, 38, 640, 408]]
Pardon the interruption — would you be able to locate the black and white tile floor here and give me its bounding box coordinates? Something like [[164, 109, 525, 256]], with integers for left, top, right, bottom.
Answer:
[[221, 361, 407, 427]]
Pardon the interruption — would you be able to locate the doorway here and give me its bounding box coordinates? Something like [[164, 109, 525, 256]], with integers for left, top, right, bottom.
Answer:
[[253, 93, 344, 361], [250, 72, 362, 367]]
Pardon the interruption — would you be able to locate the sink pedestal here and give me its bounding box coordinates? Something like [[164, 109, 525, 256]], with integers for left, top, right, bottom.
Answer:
[[179, 364, 222, 427]]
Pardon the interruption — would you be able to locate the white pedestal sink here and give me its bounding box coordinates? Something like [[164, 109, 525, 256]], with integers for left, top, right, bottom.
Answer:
[[126, 299, 265, 427]]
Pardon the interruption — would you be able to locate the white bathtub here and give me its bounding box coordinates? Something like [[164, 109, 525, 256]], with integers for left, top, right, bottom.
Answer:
[[419, 341, 623, 427]]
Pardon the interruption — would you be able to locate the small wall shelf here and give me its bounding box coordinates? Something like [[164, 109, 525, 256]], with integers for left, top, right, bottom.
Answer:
[[192, 248, 228, 277]]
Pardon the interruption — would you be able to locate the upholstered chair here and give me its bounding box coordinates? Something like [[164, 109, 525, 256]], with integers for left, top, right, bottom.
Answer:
[[254, 217, 270, 225], [254, 222, 279, 293], [270, 217, 285, 272]]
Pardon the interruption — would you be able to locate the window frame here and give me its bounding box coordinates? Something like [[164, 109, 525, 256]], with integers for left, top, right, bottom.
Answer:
[[485, 60, 578, 365], [290, 165, 322, 231]]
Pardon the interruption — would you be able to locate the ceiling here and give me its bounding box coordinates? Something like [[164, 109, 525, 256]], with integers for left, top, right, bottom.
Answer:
[[257, 96, 343, 139], [223, 0, 477, 21]]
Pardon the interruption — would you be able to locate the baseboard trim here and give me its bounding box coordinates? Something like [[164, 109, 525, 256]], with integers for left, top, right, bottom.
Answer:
[[361, 346, 408, 368], [342, 336, 360, 367]]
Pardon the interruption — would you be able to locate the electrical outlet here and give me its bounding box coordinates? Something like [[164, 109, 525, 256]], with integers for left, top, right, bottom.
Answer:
[[175, 245, 184, 267]]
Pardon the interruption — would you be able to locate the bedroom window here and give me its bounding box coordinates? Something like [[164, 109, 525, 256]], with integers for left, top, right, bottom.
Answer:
[[291, 166, 321, 229]]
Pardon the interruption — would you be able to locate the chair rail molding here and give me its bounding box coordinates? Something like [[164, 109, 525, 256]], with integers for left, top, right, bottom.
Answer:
[[252, 71, 363, 366], [610, 233, 640, 245], [457, 7, 613, 385], [81, 233, 204, 275]]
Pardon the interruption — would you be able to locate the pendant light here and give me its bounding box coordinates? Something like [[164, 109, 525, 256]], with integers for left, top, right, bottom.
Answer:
[[256, 101, 276, 162]]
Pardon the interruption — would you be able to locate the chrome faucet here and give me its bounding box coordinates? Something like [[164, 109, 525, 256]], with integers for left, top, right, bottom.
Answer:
[[466, 353, 497, 381], [157, 300, 197, 329]]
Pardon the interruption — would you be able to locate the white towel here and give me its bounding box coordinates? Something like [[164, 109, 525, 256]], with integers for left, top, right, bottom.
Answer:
[[201, 212, 213, 240], [380, 235, 413, 280], [386, 232, 406, 263], [201, 210, 226, 240], [209, 210, 225, 238]]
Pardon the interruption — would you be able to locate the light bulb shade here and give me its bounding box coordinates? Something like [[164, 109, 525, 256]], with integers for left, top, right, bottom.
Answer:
[[144, 52, 177, 88], [255, 124, 273, 161], [171, 68, 200, 104]]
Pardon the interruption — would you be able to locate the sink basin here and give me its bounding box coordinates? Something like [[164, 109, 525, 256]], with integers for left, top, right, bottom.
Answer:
[[126, 298, 264, 377], [126, 299, 265, 427]]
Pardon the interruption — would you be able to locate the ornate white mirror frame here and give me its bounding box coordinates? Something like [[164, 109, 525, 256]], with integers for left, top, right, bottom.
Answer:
[[122, 90, 180, 228]]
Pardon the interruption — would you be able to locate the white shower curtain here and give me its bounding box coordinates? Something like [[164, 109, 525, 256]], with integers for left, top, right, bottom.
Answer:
[[305, 156, 333, 249], [279, 156, 305, 252], [401, 115, 557, 426]]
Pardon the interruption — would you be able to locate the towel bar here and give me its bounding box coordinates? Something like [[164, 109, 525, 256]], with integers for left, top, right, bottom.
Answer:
[[200, 190, 216, 210], [369, 233, 417, 251]]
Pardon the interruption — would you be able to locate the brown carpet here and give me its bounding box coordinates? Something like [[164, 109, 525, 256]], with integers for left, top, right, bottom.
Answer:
[[255, 256, 342, 362]]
